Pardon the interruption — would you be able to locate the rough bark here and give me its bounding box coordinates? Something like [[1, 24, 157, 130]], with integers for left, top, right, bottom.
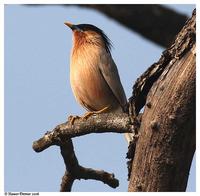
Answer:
[[128, 10, 196, 192], [79, 4, 188, 47], [32, 113, 131, 153]]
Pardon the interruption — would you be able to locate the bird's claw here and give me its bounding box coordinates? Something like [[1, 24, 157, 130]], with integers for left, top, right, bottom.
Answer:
[[68, 115, 80, 125], [67, 106, 110, 124]]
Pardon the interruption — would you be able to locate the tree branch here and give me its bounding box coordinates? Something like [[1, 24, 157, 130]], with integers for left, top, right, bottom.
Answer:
[[27, 4, 189, 47], [33, 113, 126, 191], [33, 113, 132, 191], [79, 4, 188, 47], [60, 171, 75, 192], [59, 139, 119, 191], [33, 113, 132, 153]]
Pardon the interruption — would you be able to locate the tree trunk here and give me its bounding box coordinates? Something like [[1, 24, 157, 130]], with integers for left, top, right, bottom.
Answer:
[[128, 10, 196, 192]]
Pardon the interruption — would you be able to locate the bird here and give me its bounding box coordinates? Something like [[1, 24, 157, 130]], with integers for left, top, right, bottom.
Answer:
[[64, 22, 132, 143]]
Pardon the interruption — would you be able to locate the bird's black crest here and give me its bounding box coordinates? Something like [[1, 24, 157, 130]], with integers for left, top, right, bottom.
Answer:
[[77, 24, 112, 53]]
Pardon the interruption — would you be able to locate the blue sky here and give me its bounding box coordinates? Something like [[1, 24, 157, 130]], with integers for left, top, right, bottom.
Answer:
[[4, 4, 196, 192]]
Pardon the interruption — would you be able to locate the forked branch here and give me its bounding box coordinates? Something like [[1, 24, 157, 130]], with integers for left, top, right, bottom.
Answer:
[[33, 112, 133, 191]]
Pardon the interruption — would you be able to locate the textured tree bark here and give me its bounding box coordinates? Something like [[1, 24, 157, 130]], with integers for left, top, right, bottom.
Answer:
[[128, 11, 196, 192]]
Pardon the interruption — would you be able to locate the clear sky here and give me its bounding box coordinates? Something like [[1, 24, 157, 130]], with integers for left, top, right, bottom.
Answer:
[[4, 4, 196, 192]]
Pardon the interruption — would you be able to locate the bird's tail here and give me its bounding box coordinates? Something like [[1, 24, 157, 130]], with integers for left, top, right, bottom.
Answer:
[[124, 133, 134, 144], [113, 106, 134, 144]]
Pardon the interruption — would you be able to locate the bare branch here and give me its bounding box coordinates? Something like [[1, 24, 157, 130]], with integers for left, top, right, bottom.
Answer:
[[59, 139, 119, 191], [33, 113, 132, 191], [26, 4, 189, 47], [79, 4, 188, 47], [32, 112, 131, 153], [60, 172, 75, 192]]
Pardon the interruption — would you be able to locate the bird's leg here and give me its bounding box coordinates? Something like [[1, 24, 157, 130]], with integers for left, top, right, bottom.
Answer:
[[68, 115, 81, 125], [67, 106, 110, 125], [83, 106, 110, 120]]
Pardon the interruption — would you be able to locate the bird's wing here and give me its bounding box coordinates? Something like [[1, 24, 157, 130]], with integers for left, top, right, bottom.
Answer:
[[99, 54, 127, 110]]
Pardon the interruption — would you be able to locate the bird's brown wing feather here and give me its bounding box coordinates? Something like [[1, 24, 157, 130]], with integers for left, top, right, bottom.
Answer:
[[98, 54, 127, 110]]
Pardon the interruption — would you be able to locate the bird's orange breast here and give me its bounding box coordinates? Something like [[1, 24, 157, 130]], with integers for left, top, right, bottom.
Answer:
[[70, 46, 119, 111]]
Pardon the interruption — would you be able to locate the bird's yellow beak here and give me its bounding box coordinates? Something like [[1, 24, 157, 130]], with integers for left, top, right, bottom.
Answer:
[[64, 22, 82, 32], [64, 22, 73, 28]]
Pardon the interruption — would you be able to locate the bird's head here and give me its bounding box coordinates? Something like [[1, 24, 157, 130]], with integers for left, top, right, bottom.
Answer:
[[64, 22, 112, 53]]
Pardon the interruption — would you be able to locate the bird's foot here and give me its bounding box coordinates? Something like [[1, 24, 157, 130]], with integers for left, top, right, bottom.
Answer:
[[68, 106, 110, 124], [68, 115, 80, 125], [83, 106, 110, 120]]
